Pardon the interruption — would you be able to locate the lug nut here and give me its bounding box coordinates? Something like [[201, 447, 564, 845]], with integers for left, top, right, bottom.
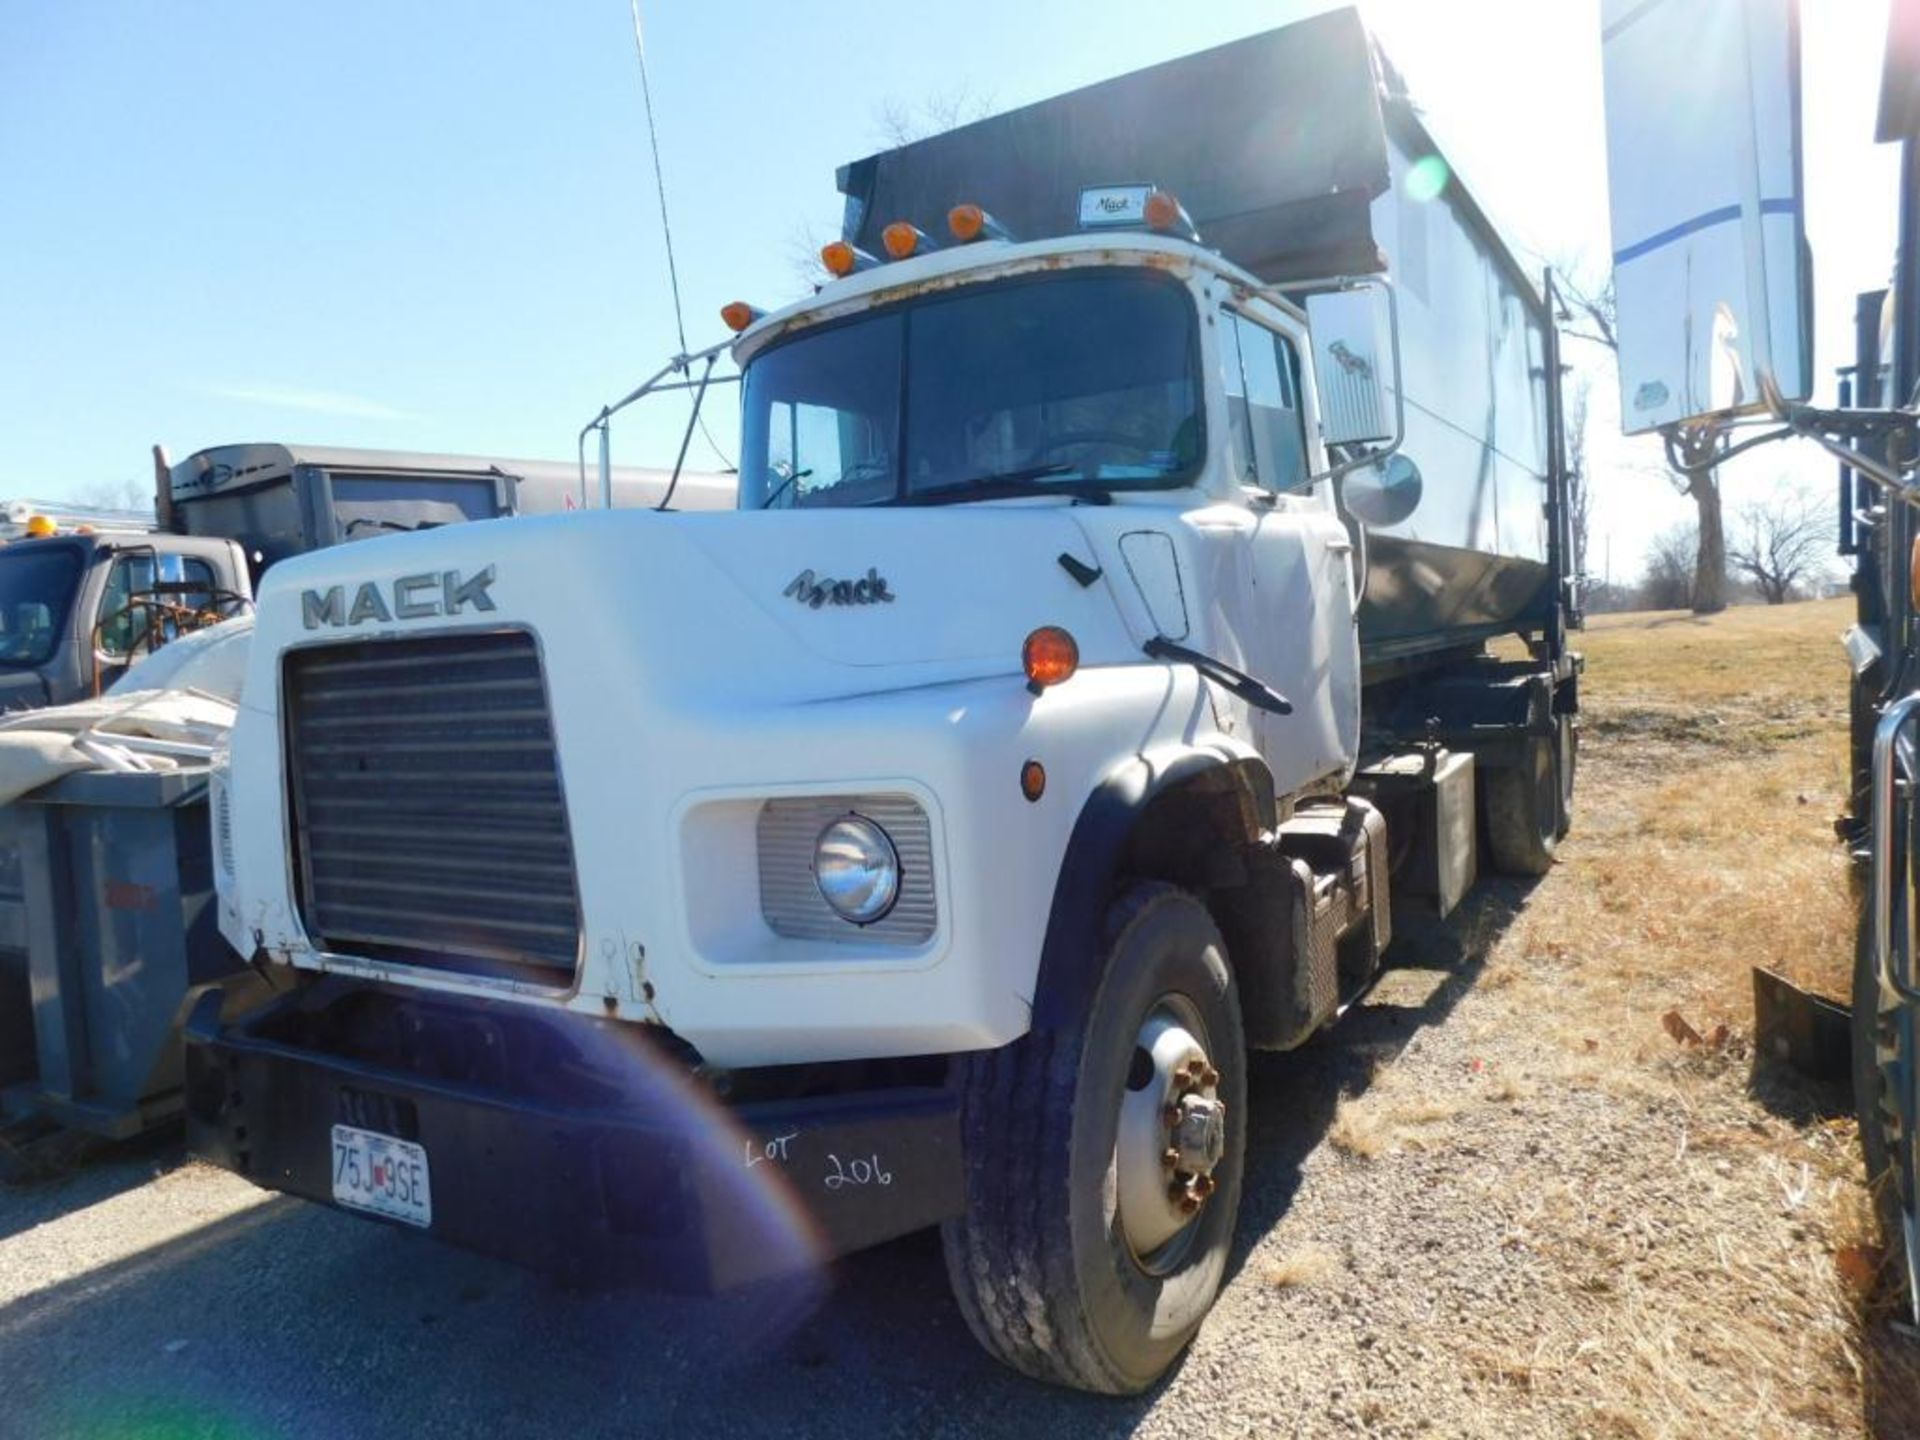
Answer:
[[1177, 1190, 1201, 1215], [1194, 1173, 1217, 1198], [1162, 1147, 1181, 1169], [1163, 1104, 1183, 1126], [1201, 1065, 1220, 1088]]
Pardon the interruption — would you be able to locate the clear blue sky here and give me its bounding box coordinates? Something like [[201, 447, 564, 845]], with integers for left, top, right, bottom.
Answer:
[[0, 1, 1899, 569]]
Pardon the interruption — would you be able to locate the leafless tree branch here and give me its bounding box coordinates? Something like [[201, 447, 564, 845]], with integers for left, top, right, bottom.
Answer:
[[1727, 481, 1837, 604]]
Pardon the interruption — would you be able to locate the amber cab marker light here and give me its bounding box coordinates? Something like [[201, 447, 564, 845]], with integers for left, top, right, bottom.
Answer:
[[948, 203, 1010, 244], [1020, 760, 1047, 803], [821, 241, 874, 277], [948, 204, 987, 242], [881, 221, 928, 260], [1023, 626, 1080, 693], [1143, 189, 1182, 231], [720, 301, 762, 333]]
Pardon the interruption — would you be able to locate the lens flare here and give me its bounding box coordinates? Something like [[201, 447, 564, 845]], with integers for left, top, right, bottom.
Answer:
[[1405, 154, 1450, 203]]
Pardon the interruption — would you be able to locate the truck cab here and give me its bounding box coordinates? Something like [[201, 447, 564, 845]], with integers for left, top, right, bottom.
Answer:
[[0, 532, 249, 710]]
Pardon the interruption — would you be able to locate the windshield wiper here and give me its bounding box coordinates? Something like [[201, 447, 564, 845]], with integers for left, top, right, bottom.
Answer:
[[883, 464, 1114, 508], [345, 518, 442, 536]]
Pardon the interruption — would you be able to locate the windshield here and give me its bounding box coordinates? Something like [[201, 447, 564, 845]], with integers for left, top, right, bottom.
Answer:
[[331, 474, 501, 540], [739, 268, 1203, 508], [0, 545, 80, 667]]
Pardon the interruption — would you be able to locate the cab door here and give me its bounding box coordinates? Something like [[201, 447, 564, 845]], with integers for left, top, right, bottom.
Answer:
[[1218, 305, 1361, 783]]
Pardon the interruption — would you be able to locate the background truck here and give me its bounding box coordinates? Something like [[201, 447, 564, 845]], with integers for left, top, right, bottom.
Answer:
[[0, 444, 733, 710], [186, 9, 1575, 1393], [1600, 0, 1920, 1322]]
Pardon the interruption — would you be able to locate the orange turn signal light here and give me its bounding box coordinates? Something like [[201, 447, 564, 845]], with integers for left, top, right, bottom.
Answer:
[[882, 221, 928, 260], [821, 240, 876, 277], [1023, 626, 1080, 691], [1143, 189, 1183, 231], [720, 301, 762, 333], [1020, 760, 1047, 802]]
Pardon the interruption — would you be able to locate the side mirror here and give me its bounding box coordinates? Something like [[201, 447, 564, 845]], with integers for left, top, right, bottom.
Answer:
[[1305, 281, 1399, 447], [1598, 0, 1810, 434]]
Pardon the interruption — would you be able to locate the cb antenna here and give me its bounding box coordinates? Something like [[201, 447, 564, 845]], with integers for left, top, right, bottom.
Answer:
[[628, 0, 687, 357]]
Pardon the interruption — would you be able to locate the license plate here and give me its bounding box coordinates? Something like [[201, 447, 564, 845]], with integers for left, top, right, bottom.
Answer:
[[330, 1123, 432, 1228]]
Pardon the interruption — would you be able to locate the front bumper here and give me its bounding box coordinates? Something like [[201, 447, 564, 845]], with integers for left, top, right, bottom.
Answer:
[[182, 980, 964, 1291]]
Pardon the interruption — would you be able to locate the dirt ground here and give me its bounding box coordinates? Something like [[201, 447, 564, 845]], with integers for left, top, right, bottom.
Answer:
[[2, 597, 1917, 1438]]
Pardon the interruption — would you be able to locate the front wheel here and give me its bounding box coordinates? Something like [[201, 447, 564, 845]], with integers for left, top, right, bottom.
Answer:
[[942, 883, 1247, 1393]]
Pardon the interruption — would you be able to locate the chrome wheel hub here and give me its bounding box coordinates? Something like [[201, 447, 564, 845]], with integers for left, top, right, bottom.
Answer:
[[1116, 998, 1225, 1266]]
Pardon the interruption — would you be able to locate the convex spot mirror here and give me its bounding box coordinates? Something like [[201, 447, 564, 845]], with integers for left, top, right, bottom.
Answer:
[[1341, 453, 1423, 528]]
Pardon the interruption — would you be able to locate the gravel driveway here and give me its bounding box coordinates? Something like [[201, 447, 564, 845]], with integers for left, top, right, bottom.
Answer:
[[1, 902, 1507, 1440]]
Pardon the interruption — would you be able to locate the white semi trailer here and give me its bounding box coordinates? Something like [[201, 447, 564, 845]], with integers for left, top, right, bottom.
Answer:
[[184, 10, 1577, 1392]]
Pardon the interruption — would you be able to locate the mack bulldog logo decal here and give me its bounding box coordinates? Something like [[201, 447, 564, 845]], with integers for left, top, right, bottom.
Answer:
[[783, 568, 895, 609], [301, 566, 497, 629]]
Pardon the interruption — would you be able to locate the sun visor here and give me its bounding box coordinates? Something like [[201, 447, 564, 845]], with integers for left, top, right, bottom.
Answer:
[[835, 7, 1392, 285]]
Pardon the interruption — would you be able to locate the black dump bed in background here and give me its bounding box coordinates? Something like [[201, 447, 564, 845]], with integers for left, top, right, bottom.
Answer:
[[836, 7, 1569, 674]]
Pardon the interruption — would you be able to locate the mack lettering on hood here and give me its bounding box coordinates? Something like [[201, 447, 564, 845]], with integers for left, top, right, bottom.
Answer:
[[302, 566, 497, 629]]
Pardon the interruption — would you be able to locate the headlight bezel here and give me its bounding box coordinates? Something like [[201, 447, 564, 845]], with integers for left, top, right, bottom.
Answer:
[[812, 813, 902, 925]]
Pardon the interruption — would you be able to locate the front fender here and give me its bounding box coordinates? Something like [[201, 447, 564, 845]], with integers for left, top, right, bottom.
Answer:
[[1030, 737, 1274, 1032]]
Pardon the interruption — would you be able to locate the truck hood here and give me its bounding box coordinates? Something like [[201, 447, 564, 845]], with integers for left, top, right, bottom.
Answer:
[[253, 507, 1150, 705]]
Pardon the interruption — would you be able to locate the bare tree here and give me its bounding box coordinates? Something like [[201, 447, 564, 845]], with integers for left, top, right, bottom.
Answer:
[[72, 477, 150, 513], [1564, 373, 1592, 581], [1556, 267, 1727, 614], [1728, 481, 1836, 604], [787, 220, 832, 291], [871, 85, 995, 148], [1640, 520, 1699, 612]]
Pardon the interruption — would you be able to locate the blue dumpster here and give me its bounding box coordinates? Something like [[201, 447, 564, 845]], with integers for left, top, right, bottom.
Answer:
[[0, 767, 263, 1138]]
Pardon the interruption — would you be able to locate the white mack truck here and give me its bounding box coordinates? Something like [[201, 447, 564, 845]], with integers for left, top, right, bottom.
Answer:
[[185, 10, 1578, 1394]]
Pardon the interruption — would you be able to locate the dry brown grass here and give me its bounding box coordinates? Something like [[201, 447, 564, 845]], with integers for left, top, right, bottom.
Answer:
[[1457, 597, 1892, 1437], [1267, 1244, 1341, 1289], [1328, 1082, 1465, 1158]]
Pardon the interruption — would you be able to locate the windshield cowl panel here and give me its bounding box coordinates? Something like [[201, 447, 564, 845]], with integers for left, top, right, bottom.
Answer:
[[740, 268, 1206, 511]]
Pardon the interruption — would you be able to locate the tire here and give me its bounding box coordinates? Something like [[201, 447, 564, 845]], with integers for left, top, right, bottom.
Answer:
[[942, 882, 1247, 1393], [1484, 733, 1560, 877], [1555, 712, 1577, 840], [1854, 882, 1915, 1299]]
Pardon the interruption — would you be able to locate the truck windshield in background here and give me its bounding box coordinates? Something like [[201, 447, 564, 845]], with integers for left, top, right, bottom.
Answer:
[[739, 269, 1203, 508], [0, 547, 81, 666], [331, 473, 501, 540]]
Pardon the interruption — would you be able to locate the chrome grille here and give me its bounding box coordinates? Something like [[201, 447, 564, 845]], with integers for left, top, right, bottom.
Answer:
[[757, 795, 937, 945], [284, 631, 580, 982]]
